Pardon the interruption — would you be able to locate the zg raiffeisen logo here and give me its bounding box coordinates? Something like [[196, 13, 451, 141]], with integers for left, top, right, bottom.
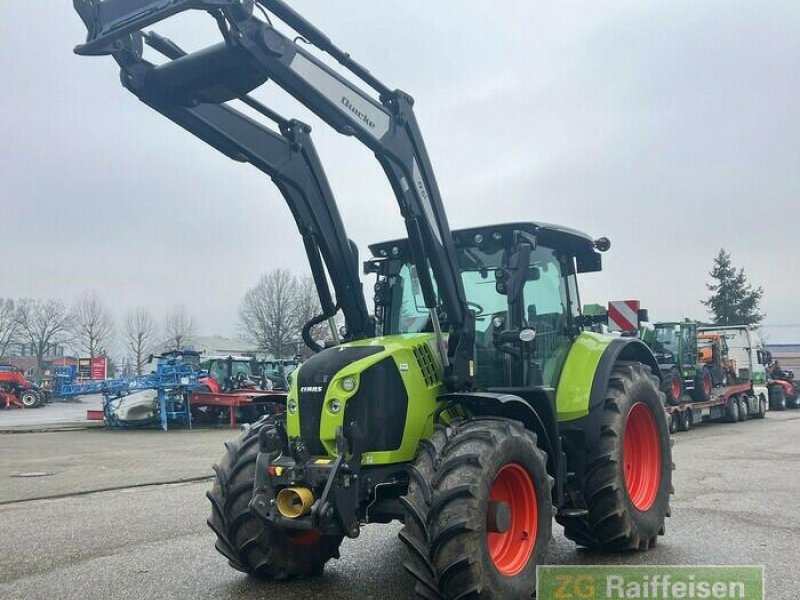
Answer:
[[537, 566, 764, 599]]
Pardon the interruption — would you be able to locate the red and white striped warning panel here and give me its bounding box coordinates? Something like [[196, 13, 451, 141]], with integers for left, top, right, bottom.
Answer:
[[608, 300, 641, 332]]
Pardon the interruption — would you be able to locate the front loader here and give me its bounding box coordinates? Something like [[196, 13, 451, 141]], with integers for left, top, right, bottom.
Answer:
[[73, 2, 673, 597]]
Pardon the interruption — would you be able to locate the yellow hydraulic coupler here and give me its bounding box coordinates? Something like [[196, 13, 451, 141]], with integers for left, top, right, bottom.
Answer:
[[275, 487, 315, 519]]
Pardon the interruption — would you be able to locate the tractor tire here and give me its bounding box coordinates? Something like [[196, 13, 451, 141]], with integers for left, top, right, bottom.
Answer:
[[399, 419, 553, 599], [755, 395, 767, 419], [726, 396, 740, 423], [557, 362, 672, 551], [206, 416, 342, 580], [20, 390, 41, 408], [692, 368, 713, 402], [769, 386, 786, 411], [668, 412, 677, 434], [676, 410, 692, 433], [664, 368, 683, 406]]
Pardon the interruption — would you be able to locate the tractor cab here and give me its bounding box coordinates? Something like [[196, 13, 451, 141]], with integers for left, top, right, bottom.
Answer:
[[697, 333, 736, 386], [201, 355, 265, 393], [367, 222, 606, 390]]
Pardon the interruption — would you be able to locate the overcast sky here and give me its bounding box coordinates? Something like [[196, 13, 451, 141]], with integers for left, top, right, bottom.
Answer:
[[3, 1, 798, 345]]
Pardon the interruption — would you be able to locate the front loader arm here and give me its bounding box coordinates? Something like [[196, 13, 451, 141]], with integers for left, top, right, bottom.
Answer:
[[73, 0, 475, 390], [75, 21, 372, 344]]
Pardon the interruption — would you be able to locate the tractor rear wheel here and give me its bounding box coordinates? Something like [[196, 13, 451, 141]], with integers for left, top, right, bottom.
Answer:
[[692, 368, 713, 402], [20, 390, 41, 408], [399, 419, 552, 599], [664, 368, 682, 406], [769, 386, 786, 411], [557, 362, 672, 551], [206, 416, 342, 580]]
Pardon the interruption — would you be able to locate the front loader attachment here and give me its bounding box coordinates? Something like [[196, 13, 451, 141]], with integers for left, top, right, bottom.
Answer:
[[74, 0, 224, 56], [73, 0, 476, 392]]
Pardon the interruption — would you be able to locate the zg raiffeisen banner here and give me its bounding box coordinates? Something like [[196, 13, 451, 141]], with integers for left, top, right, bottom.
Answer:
[[537, 566, 763, 599]]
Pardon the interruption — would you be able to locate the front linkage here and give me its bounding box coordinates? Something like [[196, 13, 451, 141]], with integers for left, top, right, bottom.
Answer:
[[250, 417, 402, 539]]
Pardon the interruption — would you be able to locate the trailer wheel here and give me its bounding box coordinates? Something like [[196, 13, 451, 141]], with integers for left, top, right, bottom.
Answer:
[[769, 386, 786, 411], [399, 419, 553, 599], [692, 368, 713, 402], [676, 410, 692, 432], [206, 416, 342, 580], [738, 396, 748, 421], [664, 368, 682, 406], [726, 396, 740, 423], [755, 395, 767, 419], [557, 362, 672, 551], [20, 390, 41, 408], [668, 412, 677, 434]]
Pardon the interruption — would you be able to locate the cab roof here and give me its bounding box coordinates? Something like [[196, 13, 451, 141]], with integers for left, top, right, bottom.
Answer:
[[369, 222, 598, 257]]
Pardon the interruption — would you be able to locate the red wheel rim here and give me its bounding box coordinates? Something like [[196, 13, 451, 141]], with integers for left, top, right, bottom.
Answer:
[[703, 372, 712, 396], [487, 463, 538, 576], [287, 530, 321, 546], [671, 376, 681, 401], [623, 403, 662, 512]]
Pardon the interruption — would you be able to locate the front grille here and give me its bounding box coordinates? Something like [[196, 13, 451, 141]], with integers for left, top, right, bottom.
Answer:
[[413, 343, 440, 387], [343, 358, 408, 452], [296, 345, 383, 455]]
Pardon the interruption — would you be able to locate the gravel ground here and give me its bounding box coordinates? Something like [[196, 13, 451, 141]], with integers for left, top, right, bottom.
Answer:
[[0, 411, 798, 599]]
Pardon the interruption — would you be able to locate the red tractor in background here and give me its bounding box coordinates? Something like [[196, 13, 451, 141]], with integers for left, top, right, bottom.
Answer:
[[0, 364, 47, 409], [190, 356, 285, 426], [767, 360, 800, 410]]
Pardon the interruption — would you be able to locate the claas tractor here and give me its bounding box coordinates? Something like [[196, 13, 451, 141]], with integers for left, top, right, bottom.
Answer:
[[73, 1, 672, 596], [0, 364, 46, 409]]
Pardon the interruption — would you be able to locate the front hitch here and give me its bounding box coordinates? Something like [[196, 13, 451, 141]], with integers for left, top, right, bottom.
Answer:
[[250, 420, 366, 538]]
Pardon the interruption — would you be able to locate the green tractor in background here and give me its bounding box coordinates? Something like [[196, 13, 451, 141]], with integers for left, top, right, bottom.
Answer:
[[73, 1, 673, 596], [642, 321, 729, 405]]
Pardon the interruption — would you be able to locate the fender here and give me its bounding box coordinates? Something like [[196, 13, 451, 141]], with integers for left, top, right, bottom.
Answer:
[[440, 390, 564, 506], [200, 376, 221, 394], [769, 380, 794, 395], [557, 332, 661, 422]]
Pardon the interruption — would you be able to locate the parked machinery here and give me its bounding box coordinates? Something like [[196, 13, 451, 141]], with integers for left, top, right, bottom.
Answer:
[[644, 321, 718, 404], [190, 355, 285, 425], [0, 364, 46, 409], [766, 359, 800, 410], [74, 2, 672, 597]]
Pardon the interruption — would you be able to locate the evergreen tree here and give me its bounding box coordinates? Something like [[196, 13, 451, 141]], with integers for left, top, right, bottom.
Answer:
[[702, 249, 764, 326]]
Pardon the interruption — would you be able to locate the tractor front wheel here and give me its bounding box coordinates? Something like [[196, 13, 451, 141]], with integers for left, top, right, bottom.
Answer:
[[400, 419, 552, 599], [557, 362, 672, 551], [206, 416, 342, 580]]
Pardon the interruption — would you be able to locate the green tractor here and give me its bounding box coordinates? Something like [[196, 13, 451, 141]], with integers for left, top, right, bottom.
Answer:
[[643, 321, 727, 405], [73, 1, 672, 596]]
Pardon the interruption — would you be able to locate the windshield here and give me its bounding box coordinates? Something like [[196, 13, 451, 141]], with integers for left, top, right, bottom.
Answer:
[[384, 244, 568, 335], [654, 325, 680, 353]]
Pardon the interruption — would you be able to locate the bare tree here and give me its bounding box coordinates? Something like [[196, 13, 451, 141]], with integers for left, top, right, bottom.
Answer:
[[163, 305, 196, 350], [124, 307, 157, 375], [0, 298, 19, 358], [70, 291, 114, 358], [239, 269, 297, 358], [15, 299, 71, 375], [293, 274, 330, 347]]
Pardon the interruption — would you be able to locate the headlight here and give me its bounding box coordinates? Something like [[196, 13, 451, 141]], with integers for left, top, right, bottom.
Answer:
[[341, 377, 356, 392], [287, 400, 298, 414]]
